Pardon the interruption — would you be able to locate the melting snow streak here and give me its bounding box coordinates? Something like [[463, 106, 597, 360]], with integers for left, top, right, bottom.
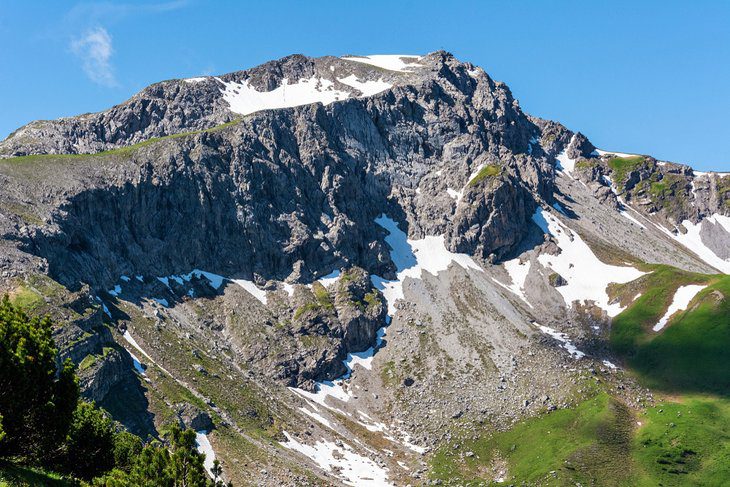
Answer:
[[653, 284, 707, 331]]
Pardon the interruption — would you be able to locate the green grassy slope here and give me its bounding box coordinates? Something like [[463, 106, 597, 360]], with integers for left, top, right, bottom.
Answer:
[[611, 267, 729, 394], [429, 390, 640, 486], [430, 265, 730, 485], [0, 461, 77, 487]]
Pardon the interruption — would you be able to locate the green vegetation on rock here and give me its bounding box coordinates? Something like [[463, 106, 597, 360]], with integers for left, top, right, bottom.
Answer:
[[606, 156, 645, 190], [6, 118, 244, 166], [429, 387, 730, 486], [468, 164, 501, 187], [294, 281, 334, 319]]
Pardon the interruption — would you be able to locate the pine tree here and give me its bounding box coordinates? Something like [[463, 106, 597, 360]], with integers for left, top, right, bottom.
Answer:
[[211, 459, 222, 483], [0, 296, 79, 462], [60, 401, 117, 480]]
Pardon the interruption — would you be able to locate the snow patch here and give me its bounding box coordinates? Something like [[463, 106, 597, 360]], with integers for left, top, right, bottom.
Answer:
[[446, 188, 462, 201], [280, 431, 392, 486], [670, 217, 730, 274], [620, 208, 646, 228], [231, 279, 268, 304], [282, 282, 295, 296], [594, 149, 638, 158], [500, 258, 532, 307], [342, 54, 421, 72], [128, 350, 148, 377], [652, 284, 707, 331], [290, 381, 352, 409], [317, 270, 341, 288], [195, 431, 217, 478], [555, 136, 578, 176], [121, 330, 173, 377], [299, 406, 336, 430], [220, 77, 349, 116], [371, 214, 482, 315], [184, 269, 225, 289], [122, 331, 154, 364], [710, 213, 730, 234], [533, 208, 644, 316], [337, 74, 392, 97], [534, 323, 585, 359], [184, 77, 208, 83]]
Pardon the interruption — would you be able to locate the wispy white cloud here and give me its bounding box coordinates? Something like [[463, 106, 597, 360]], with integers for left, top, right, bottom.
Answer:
[[71, 27, 116, 87]]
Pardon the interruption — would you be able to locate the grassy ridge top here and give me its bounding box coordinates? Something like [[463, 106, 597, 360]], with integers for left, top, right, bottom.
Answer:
[[3, 119, 243, 166], [606, 156, 646, 190]]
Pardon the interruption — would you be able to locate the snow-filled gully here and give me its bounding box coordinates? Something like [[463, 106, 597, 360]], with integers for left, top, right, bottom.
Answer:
[[290, 214, 481, 406], [284, 214, 481, 484], [532, 208, 645, 317], [663, 214, 730, 274]]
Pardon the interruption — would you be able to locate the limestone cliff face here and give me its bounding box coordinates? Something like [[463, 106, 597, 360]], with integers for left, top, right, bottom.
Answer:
[[0, 52, 573, 294]]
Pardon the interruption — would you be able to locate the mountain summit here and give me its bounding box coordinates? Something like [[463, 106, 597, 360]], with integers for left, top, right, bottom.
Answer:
[[0, 53, 728, 486]]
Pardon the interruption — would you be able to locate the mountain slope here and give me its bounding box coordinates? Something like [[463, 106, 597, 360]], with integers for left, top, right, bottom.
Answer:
[[0, 52, 728, 486]]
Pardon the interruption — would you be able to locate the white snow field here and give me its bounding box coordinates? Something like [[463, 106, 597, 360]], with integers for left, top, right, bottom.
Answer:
[[280, 431, 392, 486], [342, 54, 422, 72], [446, 187, 463, 201], [500, 257, 532, 307], [593, 149, 639, 158], [370, 214, 482, 315], [669, 215, 730, 274], [652, 284, 707, 331], [184, 77, 208, 83], [337, 74, 392, 96], [194, 431, 217, 478], [220, 77, 350, 116], [230, 278, 268, 304], [121, 330, 173, 377], [220, 64, 398, 117], [532, 208, 644, 316], [127, 349, 148, 380], [619, 207, 646, 228], [555, 135, 578, 176]]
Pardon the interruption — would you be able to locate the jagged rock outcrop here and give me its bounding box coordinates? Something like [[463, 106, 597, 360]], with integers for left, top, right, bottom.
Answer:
[[0, 52, 574, 295]]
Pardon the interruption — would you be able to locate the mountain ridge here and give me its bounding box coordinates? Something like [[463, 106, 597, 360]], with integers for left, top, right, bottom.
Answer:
[[0, 51, 728, 486]]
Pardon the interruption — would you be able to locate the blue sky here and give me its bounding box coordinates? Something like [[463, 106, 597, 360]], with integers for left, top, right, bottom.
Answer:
[[1, 1, 729, 171]]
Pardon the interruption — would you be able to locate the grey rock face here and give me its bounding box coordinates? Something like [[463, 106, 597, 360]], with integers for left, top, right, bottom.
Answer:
[[1, 52, 571, 294], [176, 403, 214, 432], [0, 54, 424, 158], [700, 218, 730, 259]]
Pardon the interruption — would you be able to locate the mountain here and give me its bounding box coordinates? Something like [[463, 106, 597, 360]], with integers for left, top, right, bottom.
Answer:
[[0, 52, 728, 486]]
